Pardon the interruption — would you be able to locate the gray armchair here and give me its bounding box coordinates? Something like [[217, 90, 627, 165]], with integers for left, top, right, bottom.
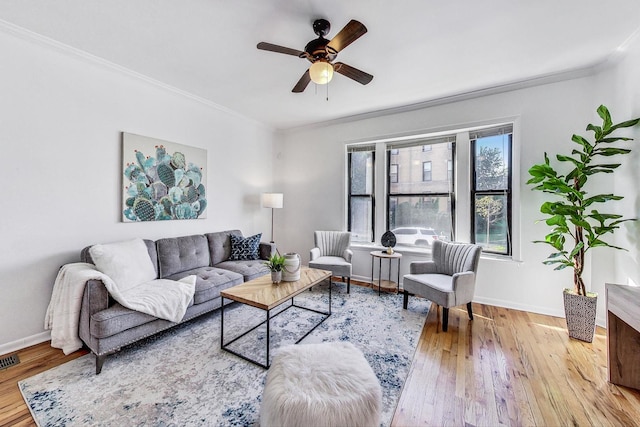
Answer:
[[309, 231, 353, 293], [403, 240, 482, 331]]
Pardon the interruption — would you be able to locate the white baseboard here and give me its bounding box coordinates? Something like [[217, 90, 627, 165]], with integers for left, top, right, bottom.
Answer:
[[352, 276, 607, 328], [0, 331, 51, 356]]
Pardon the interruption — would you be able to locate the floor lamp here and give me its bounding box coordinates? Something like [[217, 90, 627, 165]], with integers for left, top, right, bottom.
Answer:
[[262, 193, 283, 243]]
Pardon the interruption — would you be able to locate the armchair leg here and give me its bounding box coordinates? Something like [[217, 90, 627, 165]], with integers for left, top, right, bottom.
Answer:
[[442, 307, 449, 332], [402, 290, 409, 309], [347, 277, 351, 294], [467, 302, 473, 320]]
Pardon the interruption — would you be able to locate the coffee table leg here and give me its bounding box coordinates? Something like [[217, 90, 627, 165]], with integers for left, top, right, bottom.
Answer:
[[266, 309, 270, 367], [329, 276, 332, 315], [220, 296, 225, 349]]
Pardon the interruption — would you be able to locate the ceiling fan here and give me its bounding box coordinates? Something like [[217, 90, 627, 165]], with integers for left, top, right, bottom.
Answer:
[[257, 18, 373, 93]]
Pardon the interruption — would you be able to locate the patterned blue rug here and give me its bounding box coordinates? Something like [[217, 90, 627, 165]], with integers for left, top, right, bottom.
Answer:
[[20, 282, 430, 426]]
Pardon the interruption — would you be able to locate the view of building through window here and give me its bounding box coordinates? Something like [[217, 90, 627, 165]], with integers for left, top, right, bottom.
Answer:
[[347, 123, 513, 256], [387, 141, 453, 247]]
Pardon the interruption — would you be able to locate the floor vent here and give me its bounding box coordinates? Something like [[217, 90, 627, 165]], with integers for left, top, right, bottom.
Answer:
[[0, 353, 20, 370]]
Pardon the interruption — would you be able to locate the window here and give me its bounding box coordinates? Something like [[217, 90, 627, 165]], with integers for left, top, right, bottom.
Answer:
[[471, 126, 512, 255], [390, 164, 398, 183], [387, 139, 454, 247], [422, 161, 432, 182], [347, 145, 375, 242], [346, 121, 514, 256]]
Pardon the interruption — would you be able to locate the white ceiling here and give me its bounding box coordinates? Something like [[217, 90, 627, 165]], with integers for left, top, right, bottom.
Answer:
[[2, 0, 640, 130]]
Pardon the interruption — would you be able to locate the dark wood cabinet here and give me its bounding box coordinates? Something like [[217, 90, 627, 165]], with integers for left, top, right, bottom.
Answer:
[[606, 283, 640, 390]]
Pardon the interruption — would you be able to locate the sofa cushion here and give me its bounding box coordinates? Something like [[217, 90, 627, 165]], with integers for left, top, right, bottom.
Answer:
[[206, 230, 242, 265], [165, 266, 243, 304], [157, 234, 210, 278], [89, 238, 157, 290], [215, 260, 269, 281], [229, 233, 262, 260], [90, 303, 157, 339]]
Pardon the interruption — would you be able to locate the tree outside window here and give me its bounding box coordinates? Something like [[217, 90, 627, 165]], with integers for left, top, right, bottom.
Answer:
[[472, 132, 511, 254]]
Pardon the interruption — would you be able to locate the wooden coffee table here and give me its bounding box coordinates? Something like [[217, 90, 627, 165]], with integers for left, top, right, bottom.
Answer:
[[220, 266, 332, 368]]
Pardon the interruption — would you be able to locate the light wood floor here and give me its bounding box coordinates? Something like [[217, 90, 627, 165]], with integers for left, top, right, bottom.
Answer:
[[2, 301, 640, 426]]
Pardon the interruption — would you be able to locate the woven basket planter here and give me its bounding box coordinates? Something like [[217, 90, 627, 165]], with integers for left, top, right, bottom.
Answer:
[[563, 289, 597, 342]]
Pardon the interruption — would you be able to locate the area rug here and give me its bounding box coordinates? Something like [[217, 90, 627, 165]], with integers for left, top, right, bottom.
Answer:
[[20, 282, 430, 426]]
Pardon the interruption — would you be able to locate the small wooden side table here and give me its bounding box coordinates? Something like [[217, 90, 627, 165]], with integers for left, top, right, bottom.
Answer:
[[370, 250, 402, 296]]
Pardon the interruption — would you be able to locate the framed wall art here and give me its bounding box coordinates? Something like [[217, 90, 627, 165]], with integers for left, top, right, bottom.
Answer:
[[122, 132, 207, 222]]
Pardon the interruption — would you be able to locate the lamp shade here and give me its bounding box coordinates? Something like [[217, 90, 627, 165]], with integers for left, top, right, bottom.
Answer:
[[309, 60, 334, 85], [262, 193, 283, 209]]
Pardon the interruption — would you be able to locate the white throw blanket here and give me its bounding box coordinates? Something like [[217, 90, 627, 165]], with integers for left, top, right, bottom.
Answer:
[[45, 263, 116, 355], [46, 263, 196, 355]]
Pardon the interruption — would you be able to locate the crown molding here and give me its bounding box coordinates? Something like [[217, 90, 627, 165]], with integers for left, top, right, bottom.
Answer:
[[0, 19, 272, 130], [282, 64, 601, 134]]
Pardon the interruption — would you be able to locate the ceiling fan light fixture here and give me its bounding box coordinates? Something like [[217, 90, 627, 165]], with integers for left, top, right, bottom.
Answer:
[[309, 60, 334, 85]]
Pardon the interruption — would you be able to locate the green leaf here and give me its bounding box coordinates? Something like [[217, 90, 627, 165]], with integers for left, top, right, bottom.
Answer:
[[556, 154, 581, 167], [592, 147, 631, 156], [586, 124, 603, 140], [598, 137, 633, 143], [597, 105, 612, 130], [571, 134, 593, 152], [609, 118, 640, 132]]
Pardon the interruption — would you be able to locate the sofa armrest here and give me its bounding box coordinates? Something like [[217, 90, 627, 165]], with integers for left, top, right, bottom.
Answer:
[[343, 249, 353, 263], [310, 247, 320, 261], [410, 261, 438, 274], [82, 279, 110, 317], [259, 242, 276, 260], [79, 279, 111, 350]]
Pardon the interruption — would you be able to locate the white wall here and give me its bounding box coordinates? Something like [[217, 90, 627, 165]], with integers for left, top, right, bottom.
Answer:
[[274, 75, 614, 322], [0, 29, 276, 353], [595, 36, 640, 290]]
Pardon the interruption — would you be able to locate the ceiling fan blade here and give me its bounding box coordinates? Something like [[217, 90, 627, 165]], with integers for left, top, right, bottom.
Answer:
[[257, 42, 305, 57], [334, 62, 374, 85], [326, 20, 367, 54], [292, 69, 311, 93]]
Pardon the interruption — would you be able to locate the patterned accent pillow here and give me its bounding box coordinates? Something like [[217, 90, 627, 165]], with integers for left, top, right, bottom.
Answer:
[[229, 233, 262, 260]]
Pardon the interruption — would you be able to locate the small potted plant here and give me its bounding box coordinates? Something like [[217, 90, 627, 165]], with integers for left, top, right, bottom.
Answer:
[[527, 105, 639, 342], [264, 253, 286, 284]]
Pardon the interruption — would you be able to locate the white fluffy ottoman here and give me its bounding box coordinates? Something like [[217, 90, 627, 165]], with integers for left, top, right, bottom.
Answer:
[[260, 341, 382, 427]]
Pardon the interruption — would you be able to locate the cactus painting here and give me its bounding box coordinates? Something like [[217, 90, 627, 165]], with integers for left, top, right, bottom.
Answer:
[[122, 133, 207, 222]]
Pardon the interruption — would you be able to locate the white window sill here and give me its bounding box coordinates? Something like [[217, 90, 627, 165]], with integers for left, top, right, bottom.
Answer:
[[350, 242, 522, 263]]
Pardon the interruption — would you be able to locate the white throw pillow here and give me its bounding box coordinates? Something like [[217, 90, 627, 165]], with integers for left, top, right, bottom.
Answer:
[[89, 238, 156, 290]]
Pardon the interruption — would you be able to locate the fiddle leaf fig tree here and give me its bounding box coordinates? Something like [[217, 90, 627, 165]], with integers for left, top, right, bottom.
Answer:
[[527, 105, 640, 296]]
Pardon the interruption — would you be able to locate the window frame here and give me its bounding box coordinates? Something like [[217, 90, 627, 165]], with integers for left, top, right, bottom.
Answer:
[[385, 141, 455, 239], [470, 132, 513, 256], [345, 119, 518, 259], [347, 149, 376, 243]]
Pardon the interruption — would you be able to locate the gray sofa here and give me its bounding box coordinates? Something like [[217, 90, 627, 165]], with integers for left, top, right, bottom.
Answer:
[[79, 230, 274, 374]]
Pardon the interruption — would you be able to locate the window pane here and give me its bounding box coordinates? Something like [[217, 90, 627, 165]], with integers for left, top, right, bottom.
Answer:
[[389, 143, 452, 194], [350, 151, 374, 195], [474, 134, 509, 191], [422, 161, 432, 182], [388, 195, 452, 246], [350, 197, 373, 242], [390, 164, 398, 183], [474, 194, 508, 253]]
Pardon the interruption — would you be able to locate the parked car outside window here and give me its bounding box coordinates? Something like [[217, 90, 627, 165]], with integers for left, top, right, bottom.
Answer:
[[391, 227, 442, 247]]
